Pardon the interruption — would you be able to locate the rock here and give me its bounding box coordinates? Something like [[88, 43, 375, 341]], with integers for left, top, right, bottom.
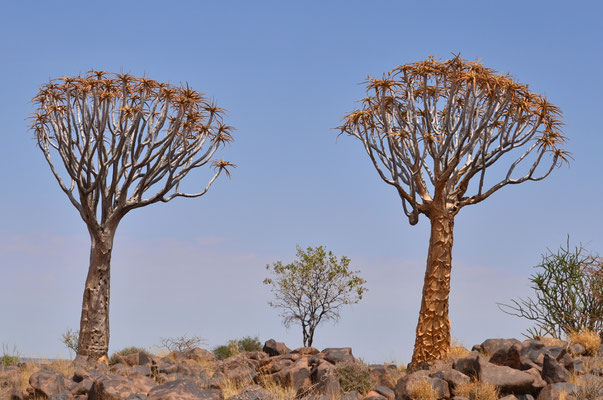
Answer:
[[368, 364, 400, 389], [472, 338, 522, 356], [478, 360, 536, 394], [499, 396, 519, 400], [517, 395, 535, 400], [321, 348, 355, 364], [373, 385, 395, 400], [535, 382, 577, 400], [541, 354, 570, 383], [363, 390, 386, 400], [229, 385, 274, 400], [489, 343, 525, 370], [47, 394, 75, 400], [156, 357, 178, 375], [313, 360, 340, 397], [260, 357, 295, 375], [429, 368, 470, 389], [567, 359, 584, 374], [569, 343, 586, 356], [148, 380, 223, 400], [8, 387, 27, 400], [29, 370, 72, 399], [292, 347, 320, 356], [70, 379, 93, 396], [242, 351, 269, 361], [275, 357, 313, 394], [523, 368, 547, 390], [89, 374, 155, 400], [394, 371, 450, 400], [120, 351, 152, 366], [342, 391, 362, 400], [218, 354, 257, 385], [263, 340, 291, 357], [453, 352, 536, 394]]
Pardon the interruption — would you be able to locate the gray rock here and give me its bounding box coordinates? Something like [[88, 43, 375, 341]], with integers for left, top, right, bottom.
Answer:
[[472, 338, 522, 356], [535, 382, 577, 400], [28, 370, 72, 399], [363, 391, 386, 400], [541, 354, 570, 383], [263, 339, 291, 357], [89, 374, 155, 400], [499, 396, 519, 400], [229, 385, 274, 400], [429, 368, 470, 389], [394, 371, 449, 400], [120, 351, 152, 366], [369, 364, 400, 389], [373, 385, 395, 400], [321, 348, 355, 364], [568, 344, 586, 356], [148, 380, 223, 400], [342, 391, 362, 400]]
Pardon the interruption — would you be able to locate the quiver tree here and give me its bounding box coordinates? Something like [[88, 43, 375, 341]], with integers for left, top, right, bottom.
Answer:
[[339, 57, 569, 365], [31, 70, 235, 362]]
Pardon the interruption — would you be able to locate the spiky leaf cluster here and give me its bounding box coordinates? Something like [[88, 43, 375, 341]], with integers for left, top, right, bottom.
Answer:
[[31, 70, 235, 230], [340, 57, 569, 224]]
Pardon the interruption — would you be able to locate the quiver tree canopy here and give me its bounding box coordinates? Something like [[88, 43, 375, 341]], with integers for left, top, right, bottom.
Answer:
[[30, 70, 235, 361], [340, 57, 569, 225], [339, 57, 568, 365]]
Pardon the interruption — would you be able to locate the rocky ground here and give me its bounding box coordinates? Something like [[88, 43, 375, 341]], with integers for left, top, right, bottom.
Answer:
[[0, 337, 601, 400]]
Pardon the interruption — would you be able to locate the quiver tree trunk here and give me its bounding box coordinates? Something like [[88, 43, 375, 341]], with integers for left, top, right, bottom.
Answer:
[[411, 207, 454, 366], [77, 228, 117, 362]]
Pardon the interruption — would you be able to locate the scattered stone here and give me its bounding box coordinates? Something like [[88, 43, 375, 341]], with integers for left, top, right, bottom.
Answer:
[[568, 343, 586, 356], [472, 338, 521, 356], [394, 370, 450, 400], [29, 370, 72, 399], [292, 347, 320, 356], [321, 348, 355, 364], [363, 390, 386, 400], [429, 367, 470, 389], [148, 379, 223, 400], [368, 364, 400, 389], [535, 382, 577, 400], [120, 351, 152, 366], [228, 385, 274, 400], [541, 354, 571, 384], [263, 339, 291, 357], [88, 373, 155, 400], [342, 391, 362, 400], [373, 385, 395, 400]]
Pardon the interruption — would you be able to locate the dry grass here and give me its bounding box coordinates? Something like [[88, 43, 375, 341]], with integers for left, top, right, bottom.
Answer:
[[454, 379, 499, 400], [221, 376, 247, 399], [0, 359, 76, 400], [567, 329, 602, 356], [573, 374, 603, 400], [257, 374, 297, 400], [448, 339, 471, 359], [538, 336, 568, 347], [408, 379, 437, 400]]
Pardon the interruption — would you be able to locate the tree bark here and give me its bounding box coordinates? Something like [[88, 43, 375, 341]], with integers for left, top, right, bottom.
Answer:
[[76, 228, 116, 362], [410, 206, 454, 366]]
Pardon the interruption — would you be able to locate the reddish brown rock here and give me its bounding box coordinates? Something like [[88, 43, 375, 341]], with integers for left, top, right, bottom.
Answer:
[[263, 340, 291, 357], [28, 370, 72, 399], [148, 379, 223, 400]]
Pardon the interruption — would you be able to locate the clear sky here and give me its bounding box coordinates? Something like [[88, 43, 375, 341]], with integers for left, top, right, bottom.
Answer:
[[1, 1, 601, 363]]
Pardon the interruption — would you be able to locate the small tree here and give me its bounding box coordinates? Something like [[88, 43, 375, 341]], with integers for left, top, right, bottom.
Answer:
[[31, 71, 235, 362], [339, 56, 569, 365], [264, 245, 367, 347], [499, 239, 602, 339]]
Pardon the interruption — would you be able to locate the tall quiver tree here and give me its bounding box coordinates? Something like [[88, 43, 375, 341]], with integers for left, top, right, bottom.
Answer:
[[339, 57, 569, 366], [31, 71, 235, 362]]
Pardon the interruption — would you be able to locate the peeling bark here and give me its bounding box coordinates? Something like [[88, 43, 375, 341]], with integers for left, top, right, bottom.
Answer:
[[410, 206, 454, 366], [77, 229, 116, 362]]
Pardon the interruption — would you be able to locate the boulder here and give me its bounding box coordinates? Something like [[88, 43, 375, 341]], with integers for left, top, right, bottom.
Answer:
[[28, 370, 72, 399], [274, 357, 313, 394], [0, 366, 20, 387], [70, 379, 93, 396], [394, 370, 450, 400], [499, 396, 519, 400], [263, 340, 291, 357], [569, 343, 586, 356], [228, 385, 274, 400], [363, 390, 387, 400], [88, 374, 155, 400], [535, 382, 577, 400], [148, 380, 223, 400], [313, 360, 340, 397], [321, 348, 355, 364], [342, 391, 362, 400], [429, 368, 470, 389], [453, 352, 536, 394], [541, 354, 570, 384], [373, 385, 395, 400], [292, 347, 320, 356], [472, 338, 522, 356], [120, 351, 152, 366], [47, 394, 75, 400], [217, 354, 257, 385], [174, 348, 217, 364], [368, 364, 400, 389]]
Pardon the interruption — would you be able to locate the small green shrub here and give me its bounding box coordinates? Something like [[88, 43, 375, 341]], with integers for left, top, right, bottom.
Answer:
[[1, 344, 20, 366], [212, 336, 262, 360], [336, 359, 374, 395], [499, 238, 602, 339], [109, 346, 151, 365]]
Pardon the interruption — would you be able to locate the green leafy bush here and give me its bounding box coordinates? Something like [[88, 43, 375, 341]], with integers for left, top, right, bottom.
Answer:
[[499, 238, 602, 339], [109, 346, 151, 365], [212, 336, 262, 360], [336, 360, 374, 395], [1, 344, 20, 366]]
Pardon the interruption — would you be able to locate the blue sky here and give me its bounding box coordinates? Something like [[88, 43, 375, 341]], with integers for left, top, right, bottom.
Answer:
[[1, 1, 601, 363]]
